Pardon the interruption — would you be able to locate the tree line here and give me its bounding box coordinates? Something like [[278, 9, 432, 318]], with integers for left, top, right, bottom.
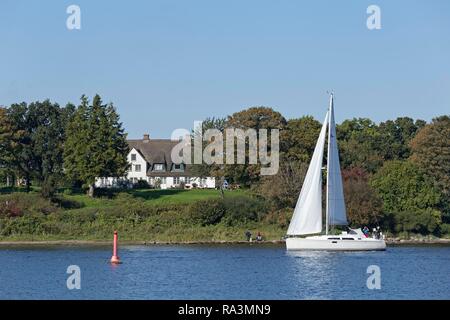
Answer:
[[1, 97, 449, 235], [0, 95, 129, 198], [192, 108, 450, 236]]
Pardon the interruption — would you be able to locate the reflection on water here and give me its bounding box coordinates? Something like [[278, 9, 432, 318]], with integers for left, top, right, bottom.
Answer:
[[0, 244, 449, 299], [287, 251, 337, 299]]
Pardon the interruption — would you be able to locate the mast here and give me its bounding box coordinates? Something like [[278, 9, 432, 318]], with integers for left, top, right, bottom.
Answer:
[[325, 93, 333, 235]]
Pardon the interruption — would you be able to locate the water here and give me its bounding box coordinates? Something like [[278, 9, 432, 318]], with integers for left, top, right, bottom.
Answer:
[[0, 244, 449, 299]]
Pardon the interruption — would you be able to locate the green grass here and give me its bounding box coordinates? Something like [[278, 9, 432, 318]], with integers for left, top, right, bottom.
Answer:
[[62, 188, 248, 207], [126, 188, 247, 204], [0, 188, 287, 242]]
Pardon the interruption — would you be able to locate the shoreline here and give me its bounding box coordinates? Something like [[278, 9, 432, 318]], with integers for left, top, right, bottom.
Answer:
[[0, 238, 449, 246]]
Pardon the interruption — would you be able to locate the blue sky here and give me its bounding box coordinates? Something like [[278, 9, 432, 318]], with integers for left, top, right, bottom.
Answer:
[[1, 0, 449, 138]]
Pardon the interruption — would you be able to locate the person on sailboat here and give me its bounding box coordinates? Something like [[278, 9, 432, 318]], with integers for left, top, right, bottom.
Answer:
[[362, 226, 370, 237]]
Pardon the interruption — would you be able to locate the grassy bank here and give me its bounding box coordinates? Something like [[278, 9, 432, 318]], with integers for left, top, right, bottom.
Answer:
[[0, 189, 288, 242], [1, 188, 449, 243]]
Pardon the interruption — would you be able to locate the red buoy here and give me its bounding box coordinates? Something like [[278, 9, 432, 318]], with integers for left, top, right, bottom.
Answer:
[[110, 231, 121, 264]]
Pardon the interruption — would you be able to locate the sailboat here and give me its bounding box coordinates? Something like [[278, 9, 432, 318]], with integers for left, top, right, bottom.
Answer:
[[286, 94, 386, 251]]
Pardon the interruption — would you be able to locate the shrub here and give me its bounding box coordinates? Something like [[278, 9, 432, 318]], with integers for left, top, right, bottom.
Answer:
[[0, 193, 60, 216], [439, 224, 450, 236], [188, 198, 226, 226], [0, 199, 23, 217], [133, 180, 150, 189], [63, 188, 74, 195], [263, 209, 291, 229], [389, 208, 442, 235], [223, 195, 267, 225], [40, 176, 58, 199]]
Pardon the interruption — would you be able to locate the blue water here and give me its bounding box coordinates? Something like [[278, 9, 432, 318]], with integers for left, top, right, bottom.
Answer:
[[0, 244, 449, 299]]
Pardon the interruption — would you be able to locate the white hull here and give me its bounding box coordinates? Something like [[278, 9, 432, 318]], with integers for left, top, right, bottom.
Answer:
[[286, 235, 386, 251]]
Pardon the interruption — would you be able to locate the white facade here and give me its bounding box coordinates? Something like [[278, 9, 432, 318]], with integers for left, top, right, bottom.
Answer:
[[127, 148, 148, 183], [96, 146, 216, 189]]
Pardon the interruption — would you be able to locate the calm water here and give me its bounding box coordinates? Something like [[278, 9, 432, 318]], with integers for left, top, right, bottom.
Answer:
[[0, 244, 449, 299]]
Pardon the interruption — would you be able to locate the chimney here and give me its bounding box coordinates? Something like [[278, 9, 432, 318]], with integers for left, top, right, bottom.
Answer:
[[143, 133, 150, 142]]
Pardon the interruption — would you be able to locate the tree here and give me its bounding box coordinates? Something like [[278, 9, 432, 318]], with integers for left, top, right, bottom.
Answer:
[[28, 100, 73, 197], [371, 160, 442, 234], [0, 107, 17, 186], [6, 102, 33, 190], [64, 95, 129, 197], [3, 101, 73, 197], [378, 117, 425, 161], [410, 116, 450, 194], [190, 117, 226, 178], [337, 118, 384, 173], [0, 107, 13, 166], [224, 107, 286, 186], [410, 116, 450, 223], [342, 167, 383, 226], [281, 116, 322, 163], [257, 161, 308, 209]]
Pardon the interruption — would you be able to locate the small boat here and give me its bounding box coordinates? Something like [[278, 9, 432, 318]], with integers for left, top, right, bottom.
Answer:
[[286, 94, 386, 251]]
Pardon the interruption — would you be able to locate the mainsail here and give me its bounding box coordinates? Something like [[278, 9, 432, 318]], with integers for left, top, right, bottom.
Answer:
[[287, 112, 329, 236], [326, 94, 348, 226]]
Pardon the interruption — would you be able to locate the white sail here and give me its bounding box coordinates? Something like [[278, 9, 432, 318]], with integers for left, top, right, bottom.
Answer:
[[326, 94, 348, 226], [287, 112, 329, 235]]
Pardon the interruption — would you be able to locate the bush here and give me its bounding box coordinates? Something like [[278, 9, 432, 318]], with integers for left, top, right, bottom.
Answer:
[[439, 224, 450, 236], [0, 193, 60, 216], [388, 208, 442, 235], [263, 209, 291, 229], [188, 198, 226, 226], [63, 188, 74, 195], [40, 177, 58, 199], [133, 180, 150, 189], [223, 195, 267, 225], [0, 199, 23, 217], [94, 188, 121, 198]]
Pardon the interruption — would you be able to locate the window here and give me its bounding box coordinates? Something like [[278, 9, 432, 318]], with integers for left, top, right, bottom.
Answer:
[[131, 154, 136, 161], [173, 164, 182, 171], [174, 177, 180, 185], [185, 177, 191, 184], [135, 164, 141, 172], [161, 177, 166, 184], [154, 164, 164, 171]]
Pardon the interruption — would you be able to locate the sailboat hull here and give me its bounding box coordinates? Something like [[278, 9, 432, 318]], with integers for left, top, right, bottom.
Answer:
[[286, 235, 386, 251]]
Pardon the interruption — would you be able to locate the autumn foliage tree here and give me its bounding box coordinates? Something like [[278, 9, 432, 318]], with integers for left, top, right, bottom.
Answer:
[[257, 161, 308, 209], [342, 167, 383, 227]]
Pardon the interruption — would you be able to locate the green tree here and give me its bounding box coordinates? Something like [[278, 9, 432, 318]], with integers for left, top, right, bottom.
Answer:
[[28, 100, 74, 197], [371, 160, 442, 234], [190, 117, 226, 179], [378, 117, 425, 161], [0, 107, 17, 186], [337, 118, 384, 173], [64, 95, 129, 197], [281, 116, 321, 163], [6, 102, 33, 190], [4, 101, 73, 196], [224, 107, 286, 186], [410, 116, 450, 223]]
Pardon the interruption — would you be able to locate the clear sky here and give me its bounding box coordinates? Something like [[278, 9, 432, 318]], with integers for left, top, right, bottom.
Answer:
[[1, 0, 449, 138]]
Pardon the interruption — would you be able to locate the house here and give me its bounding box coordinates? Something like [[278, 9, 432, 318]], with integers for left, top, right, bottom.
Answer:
[[95, 134, 216, 189]]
